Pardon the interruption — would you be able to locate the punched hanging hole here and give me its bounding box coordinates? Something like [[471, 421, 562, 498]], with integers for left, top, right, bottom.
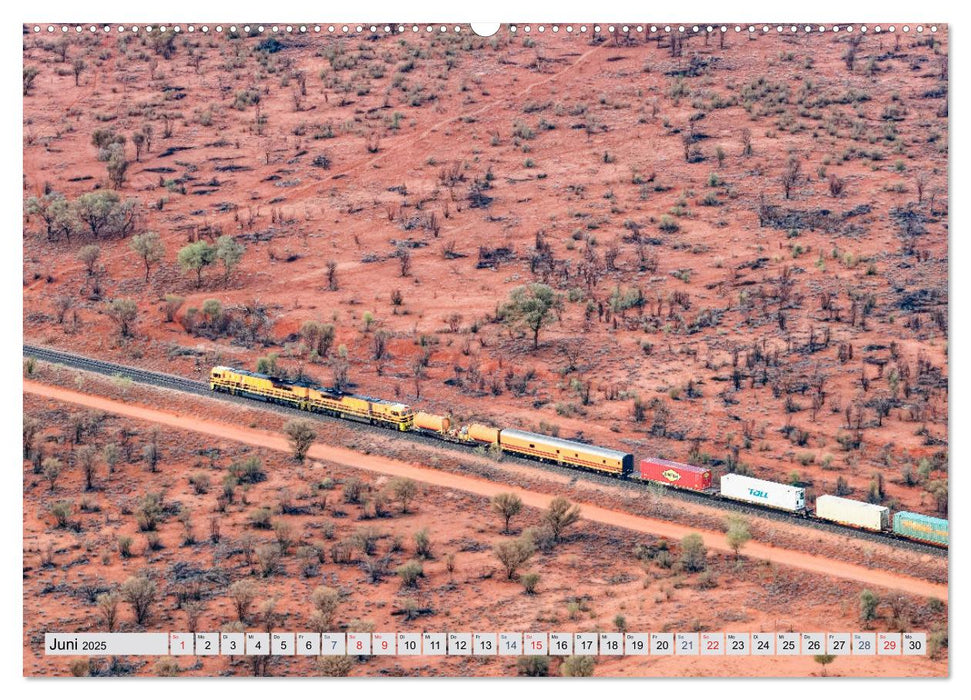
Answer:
[[471, 23, 501, 37]]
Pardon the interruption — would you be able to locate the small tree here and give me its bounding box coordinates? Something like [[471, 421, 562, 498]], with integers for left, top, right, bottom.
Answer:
[[814, 654, 836, 676], [284, 419, 317, 463], [389, 477, 418, 513], [544, 497, 581, 542], [215, 235, 245, 281], [492, 492, 523, 533], [229, 579, 258, 622], [121, 576, 158, 626], [106, 298, 138, 337], [493, 534, 536, 580], [96, 592, 120, 632], [130, 232, 166, 282], [42, 457, 63, 492], [325, 260, 339, 290], [781, 155, 802, 199], [77, 445, 98, 491], [177, 240, 216, 286], [301, 320, 335, 358], [106, 146, 130, 189], [860, 589, 879, 629], [725, 515, 751, 558], [500, 283, 563, 349], [132, 131, 146, 162], [78, 244, 101, 276], [311, 586, 340, 628], [73, 191, 136, 239], [680, 533, 708, 572]]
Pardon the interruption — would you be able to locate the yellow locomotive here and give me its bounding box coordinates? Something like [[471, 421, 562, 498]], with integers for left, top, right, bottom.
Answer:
[[209, 366, 414, 430], [209, 366, 632, 477]]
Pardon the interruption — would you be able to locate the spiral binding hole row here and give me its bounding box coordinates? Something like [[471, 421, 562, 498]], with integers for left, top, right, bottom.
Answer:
[[30, 24, 939, 36]]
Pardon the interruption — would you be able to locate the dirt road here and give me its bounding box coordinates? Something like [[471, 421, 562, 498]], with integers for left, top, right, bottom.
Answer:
[[23, 379, 948, 601]]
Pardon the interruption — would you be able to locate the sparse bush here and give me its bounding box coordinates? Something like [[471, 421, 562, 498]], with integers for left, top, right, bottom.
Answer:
[[680, 533, 707, 572], [521, 572, 540, 595], [494, 534, 536, 579], [396, 559, 424, 588], [543, 497, 581, 542], [121, 575, 157, 625], [491, 492, 523, 533], [284, 419, 317, 463]]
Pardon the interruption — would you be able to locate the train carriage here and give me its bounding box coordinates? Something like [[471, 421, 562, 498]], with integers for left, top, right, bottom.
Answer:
[[498, 428, 634, 477]]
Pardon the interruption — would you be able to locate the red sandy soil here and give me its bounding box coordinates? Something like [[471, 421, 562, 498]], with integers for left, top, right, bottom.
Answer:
[[22, 388, 948, 678], [22, 26, 949, 521], [24, 379, 947, 602]]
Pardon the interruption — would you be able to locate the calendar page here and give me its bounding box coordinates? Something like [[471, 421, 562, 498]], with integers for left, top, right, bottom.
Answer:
[[21, 12, 949, 681]]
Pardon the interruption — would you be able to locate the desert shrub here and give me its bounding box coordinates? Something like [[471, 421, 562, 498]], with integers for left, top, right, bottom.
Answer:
[[255, 543, 283, 577], [248, 507, 273, 529], [228, 579, 258, 622], [561, 655, 595, 677], [121, 575, 157, 625], [284, 419, 317, 464], [491, 492, 523, 533], [117, 535, 134, 558], [544, 497, 581, 542], [494, 534, 536, 579], [521, 572, 540, 595], [228, 456, 265, 484], [50, 500, 72, 528], [680, 533, 707, 572], [413, 529, 432, 559], [517, 655, 550, 676], [396, 560, 424, 587], [189, 472, 210, 494]]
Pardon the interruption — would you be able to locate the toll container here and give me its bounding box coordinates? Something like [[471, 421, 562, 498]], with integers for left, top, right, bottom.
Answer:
[[468, 424, 500, 444], [815, 495, 889, 531], [720, 473, 806, 512], [639, 458, 712, 491], [893, 511, 948, 547], [414, 412, 451, 433]]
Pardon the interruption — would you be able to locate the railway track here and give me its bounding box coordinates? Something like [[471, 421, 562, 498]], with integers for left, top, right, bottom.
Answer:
[[23, 343, 947, 559]]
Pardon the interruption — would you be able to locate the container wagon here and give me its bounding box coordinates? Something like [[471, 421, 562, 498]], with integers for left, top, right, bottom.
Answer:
[[498, 429, 634, 477], [720, 473, 806, 512], [893, 511, 949, 547], [639, 457, 712, 491], [815, 495, 889, 532]]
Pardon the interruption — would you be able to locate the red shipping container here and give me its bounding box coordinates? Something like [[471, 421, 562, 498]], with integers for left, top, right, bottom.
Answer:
[[639, 458, 712, 491]]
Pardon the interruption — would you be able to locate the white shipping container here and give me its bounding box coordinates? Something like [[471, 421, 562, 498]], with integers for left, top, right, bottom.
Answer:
[[720, 474, 805, 512], [815, 495, 889, 531]]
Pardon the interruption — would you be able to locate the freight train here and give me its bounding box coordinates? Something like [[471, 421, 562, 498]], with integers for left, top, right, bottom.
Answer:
[[210, 366, 948, 548]]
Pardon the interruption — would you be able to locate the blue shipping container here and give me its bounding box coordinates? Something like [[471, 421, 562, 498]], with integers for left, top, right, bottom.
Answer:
[[893, 511, 948, 547]]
